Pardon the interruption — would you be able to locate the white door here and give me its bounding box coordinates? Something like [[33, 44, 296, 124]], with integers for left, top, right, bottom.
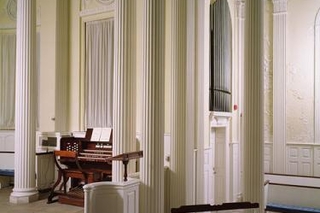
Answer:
[[204, 148, 214, 204], [214, 128, 226, 204]]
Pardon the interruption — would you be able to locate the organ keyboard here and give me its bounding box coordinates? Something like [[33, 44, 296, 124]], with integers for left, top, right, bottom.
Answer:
[[60, 128, 113, 180]]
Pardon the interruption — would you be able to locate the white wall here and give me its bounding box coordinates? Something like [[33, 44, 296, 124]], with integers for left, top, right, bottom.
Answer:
[[286, 0, 320, 143]]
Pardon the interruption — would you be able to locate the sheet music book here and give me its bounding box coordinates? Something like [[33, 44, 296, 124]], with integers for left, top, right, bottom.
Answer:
[[90, 128, 102, 141], [100, 127, 112, 142], [90, 127, 112, 142]]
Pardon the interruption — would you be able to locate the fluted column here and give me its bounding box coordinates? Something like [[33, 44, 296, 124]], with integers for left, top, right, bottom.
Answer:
[[140, 0, 165, 213], [10, 0, 38, 204], [243, 0, 264, 211], [234, 0, 245, 201], [113, 0, 136, 182], [170, 0, 187, 209], [272, 0, 287, 173]]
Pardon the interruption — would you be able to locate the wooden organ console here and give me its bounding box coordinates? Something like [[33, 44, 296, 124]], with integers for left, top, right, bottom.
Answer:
[[47, 128, 143, 207], [61, 128, 113, 181]]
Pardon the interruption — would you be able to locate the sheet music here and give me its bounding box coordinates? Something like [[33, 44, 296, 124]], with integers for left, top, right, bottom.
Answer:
[[90, 128, 102, 141], [100, 127, 112, 142]]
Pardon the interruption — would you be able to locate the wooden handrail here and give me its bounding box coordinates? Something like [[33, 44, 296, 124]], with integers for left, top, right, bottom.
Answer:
[[109, 150, 143, 181], [171, 202, 259, 213]]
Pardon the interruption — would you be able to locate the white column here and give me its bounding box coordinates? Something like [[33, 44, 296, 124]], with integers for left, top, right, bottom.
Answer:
[[10, 0, 38, 204], [243, 0, 264, 211], [234, 0, 245, 201], [272, 0, 287, 173], [170, 0, 187, 209], [140, 0, 165, 213], [113, 0, 136, 182]]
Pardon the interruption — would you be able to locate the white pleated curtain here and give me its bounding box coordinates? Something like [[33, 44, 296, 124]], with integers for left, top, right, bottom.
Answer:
[[85, 18, 114, 128], [0, 33, 16, 129]]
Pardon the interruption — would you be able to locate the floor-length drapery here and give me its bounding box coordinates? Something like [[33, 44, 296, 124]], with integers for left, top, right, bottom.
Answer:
[[0, 33, 16, 129], [85, 18, 114, 128]]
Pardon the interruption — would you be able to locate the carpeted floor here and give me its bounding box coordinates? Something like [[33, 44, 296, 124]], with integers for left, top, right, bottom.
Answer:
[[0, 186, 83, 213]]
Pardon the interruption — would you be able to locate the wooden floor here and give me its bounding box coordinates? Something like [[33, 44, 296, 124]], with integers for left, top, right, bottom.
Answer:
[[0, 186, 83, 213]]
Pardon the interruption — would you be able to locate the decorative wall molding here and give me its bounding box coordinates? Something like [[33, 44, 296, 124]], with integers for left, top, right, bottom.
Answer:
[[264, 142, 320, 177], [80, 5, 115, 17], [80, 0, 115, 17], [6, 0, 16, 21], [0, 130, 14, 151], [272, 0, 287, 14], [264, 143, 273, 173], [286, 145, 313, 176], [98, 0, 114, 5], [235, 0, 245, 19], [209, 112, 232, 127]]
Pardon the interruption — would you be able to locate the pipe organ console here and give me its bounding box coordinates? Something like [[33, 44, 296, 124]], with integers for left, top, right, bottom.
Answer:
[[48, 128, 113, 206], [47, 128, 143, 207]]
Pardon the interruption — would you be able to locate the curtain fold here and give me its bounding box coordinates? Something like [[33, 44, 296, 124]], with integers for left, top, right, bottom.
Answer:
[[0, 33, 16, 129], [85, 18, 114, 128]]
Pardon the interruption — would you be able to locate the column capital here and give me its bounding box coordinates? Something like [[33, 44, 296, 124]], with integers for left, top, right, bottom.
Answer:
[[235, 0, 245, 19], [272, 0, 288, 13]]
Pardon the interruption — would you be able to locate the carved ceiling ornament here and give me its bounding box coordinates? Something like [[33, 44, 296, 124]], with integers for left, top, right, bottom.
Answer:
[[6, 0, 17, 21]]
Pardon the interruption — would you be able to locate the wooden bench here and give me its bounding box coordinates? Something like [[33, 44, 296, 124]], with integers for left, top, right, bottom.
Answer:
[[171, 202, 259, 213], [265, 174, 320, 213], [266, 203, 320, 213]]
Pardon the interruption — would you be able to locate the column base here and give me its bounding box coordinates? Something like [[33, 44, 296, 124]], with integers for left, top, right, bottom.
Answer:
[[10, 188, 39, 204]]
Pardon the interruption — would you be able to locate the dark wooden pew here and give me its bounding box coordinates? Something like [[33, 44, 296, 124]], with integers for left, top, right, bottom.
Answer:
[[171, 202, 259, 213]]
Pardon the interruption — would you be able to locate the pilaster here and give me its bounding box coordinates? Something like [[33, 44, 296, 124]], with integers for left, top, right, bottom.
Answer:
[[234, 0, 245, 201], [55, 0, 69, 131], [272, 0, 287, 173], [243, 0, 264, 211], [140, 0, 165, 212], [170, 0, 187, 209], [10, 0, 39, 203], [315, 10, 320, 144]]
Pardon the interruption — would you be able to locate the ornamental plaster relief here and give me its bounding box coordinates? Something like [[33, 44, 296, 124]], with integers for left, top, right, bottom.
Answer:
[[81, 0, 114, 16], [0, 0, 16, 29], [286, 63, 314, 143], [285, 0, 320, 144]]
